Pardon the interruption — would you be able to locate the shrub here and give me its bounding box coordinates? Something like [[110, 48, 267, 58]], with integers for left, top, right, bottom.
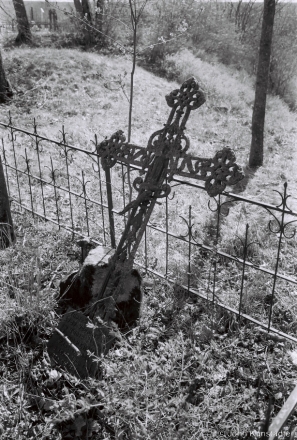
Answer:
[[139, 0, 297, 106], [139, 0, 191, 73], [282, 76, 297, 111]]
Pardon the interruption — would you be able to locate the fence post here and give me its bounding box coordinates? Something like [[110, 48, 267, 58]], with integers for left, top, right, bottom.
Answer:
[[105, 167, 116, 248], [0, 155, 15, 248]]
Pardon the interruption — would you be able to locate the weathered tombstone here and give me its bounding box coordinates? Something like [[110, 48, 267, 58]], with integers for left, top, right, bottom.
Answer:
[[57, 245, 142, 330], [49, 9, 53, 31], [48, 77, 244, 378], [53, 10, 58, 32], [0, 155, 15, 248], [47, 310, 115, 378]]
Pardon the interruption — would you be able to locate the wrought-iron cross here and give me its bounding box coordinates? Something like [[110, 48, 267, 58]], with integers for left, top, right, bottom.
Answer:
[[92, 77, 244, 321]]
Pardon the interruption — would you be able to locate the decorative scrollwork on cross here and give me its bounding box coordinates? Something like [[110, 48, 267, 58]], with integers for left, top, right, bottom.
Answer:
[[96, 77, 243, 198], [165, 77, 206, 111], [98, 130, 151, 172], [178, 147, 244, 197], [132, 176, 171, 198], [145, 77, 206, 179]]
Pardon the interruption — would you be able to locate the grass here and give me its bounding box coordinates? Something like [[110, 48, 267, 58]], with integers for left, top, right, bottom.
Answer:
[[0, 44, 297, 438], [1, 214, 297, 439]]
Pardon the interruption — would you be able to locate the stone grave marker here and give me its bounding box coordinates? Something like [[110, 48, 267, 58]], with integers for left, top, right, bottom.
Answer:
[[47, 310, 115, 378]]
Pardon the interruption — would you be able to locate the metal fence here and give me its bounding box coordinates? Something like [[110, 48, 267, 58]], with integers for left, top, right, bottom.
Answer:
[[0, 19, 76, 35], [1, 113, 297, 343]]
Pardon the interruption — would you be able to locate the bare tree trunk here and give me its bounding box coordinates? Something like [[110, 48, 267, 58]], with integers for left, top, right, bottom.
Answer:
[[81, 0, 92, 22], [0, 50, 13, 104], [96, 0, 104, 36], [73, 0, 83, 15], [12, 0, 32, 44], [249, 0, 275, 168], [81, 0, 93, 45]]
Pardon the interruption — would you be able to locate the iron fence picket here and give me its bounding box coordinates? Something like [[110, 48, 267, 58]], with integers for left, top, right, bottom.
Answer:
[[238, 224, 249, 323], [61, 128, 75, 238], [33, 120, 46, 218], [50, 157, 61, 230], [105, 166, 116, 248], [1, 140, 10, 199], [10, 127, 22, 207], [94, 135, 106, 246], [24, 149, 34, 218]]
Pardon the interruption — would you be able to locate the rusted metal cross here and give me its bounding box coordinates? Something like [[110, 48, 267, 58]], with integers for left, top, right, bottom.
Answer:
[[93, 76, 244, 321], [48, 77, 244, 378]]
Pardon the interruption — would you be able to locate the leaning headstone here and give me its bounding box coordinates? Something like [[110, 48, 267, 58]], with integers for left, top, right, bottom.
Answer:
[[49, 245, 142, 378], [47, 310, 116, 378], [58, 245, 142, 331]]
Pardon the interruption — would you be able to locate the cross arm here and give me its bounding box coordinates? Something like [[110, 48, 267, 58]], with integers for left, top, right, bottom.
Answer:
[[97, 132, 244, 197], [96, 130, 150, 171], [170, 147, 244, 197], [96, 77, 244, 197]]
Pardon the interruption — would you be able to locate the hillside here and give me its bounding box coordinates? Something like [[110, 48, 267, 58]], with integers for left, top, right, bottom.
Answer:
[[1, 46, 297, 201]]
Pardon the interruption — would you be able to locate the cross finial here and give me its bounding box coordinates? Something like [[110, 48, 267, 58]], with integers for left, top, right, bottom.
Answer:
[[165, 77, 206, 112]]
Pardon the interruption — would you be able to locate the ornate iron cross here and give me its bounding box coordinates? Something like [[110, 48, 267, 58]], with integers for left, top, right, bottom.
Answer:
[[92, 77, 244, 321], [47, 77, 244, 378]]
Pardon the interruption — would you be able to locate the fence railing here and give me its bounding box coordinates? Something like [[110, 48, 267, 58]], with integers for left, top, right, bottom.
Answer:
[[0, 19, 76, 34], [1, 114, 297, 343]]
